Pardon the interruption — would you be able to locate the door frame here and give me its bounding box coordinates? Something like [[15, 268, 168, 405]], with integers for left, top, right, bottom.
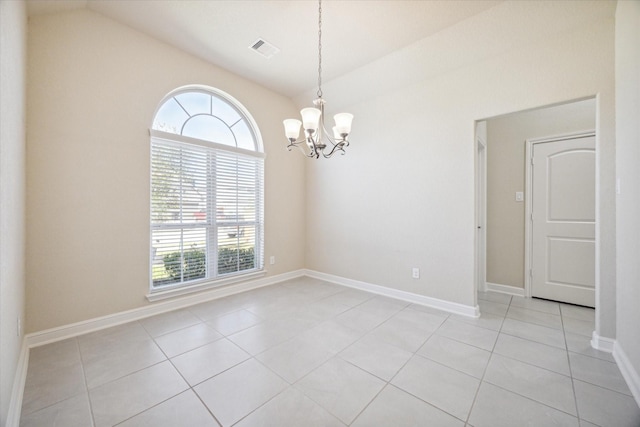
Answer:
[[475, 123, 487, 295], [524, 130, 596, 298]]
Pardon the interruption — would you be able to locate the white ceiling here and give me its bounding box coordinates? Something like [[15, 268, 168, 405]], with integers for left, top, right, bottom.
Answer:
[[26, 0, 504, 99]]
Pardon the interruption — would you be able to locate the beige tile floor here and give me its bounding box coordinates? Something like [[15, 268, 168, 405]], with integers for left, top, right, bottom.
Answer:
[[20, 277, 640, 426]]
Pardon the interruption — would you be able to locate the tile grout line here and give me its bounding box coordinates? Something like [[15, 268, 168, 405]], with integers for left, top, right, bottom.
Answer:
[[19, 339, 91, 421], [268, 298, 445, 425], [224, 286, 383, 426], [289, 302, 416, 425], [467, 294, 593, 422], [195, 283, 359, 425], [77, 334, 99, 427], [351, 312, 475, 425], [193, 388, 224, 427], [463, 302, 507, 426], [82, 320, 193, 426], [562, 307, 589, 425], [343, 317, 452, 425]]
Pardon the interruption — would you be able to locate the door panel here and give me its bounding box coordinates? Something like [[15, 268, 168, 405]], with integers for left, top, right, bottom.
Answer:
[[531, 136, 595, 307], [547, 151, 596, 221], [547, 237, 596, 287]]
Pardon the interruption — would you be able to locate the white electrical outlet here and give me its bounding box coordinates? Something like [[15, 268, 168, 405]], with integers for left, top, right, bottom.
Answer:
[[412, 268, 420, 279], [269, 256, 275, 265]]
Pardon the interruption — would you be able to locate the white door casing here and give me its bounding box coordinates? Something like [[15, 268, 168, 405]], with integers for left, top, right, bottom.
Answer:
[[528, 132, 595, 307], [476, 132, 487, 294]]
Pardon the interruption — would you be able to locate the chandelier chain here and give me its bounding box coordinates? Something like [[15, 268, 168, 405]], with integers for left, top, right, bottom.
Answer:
[[317, 0, 323, 98]]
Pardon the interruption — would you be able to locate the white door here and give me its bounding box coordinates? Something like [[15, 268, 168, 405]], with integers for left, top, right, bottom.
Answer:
[[531, 135, 595, 307]]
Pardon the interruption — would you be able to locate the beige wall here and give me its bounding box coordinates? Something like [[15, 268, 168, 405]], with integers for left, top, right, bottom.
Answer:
[[26, 10, 305, 333], [0, 1, 27, 424], [304, 1, 617, 339], [615, 0, 640, 403], [486, 99, 596, 289]]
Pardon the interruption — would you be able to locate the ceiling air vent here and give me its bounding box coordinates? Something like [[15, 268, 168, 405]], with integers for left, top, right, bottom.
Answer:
[[249, 38, 280, 59]]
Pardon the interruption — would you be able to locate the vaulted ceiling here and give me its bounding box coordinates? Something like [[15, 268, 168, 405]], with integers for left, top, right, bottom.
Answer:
[[26, 0, 503, 98], [26, 1, 616, 104]]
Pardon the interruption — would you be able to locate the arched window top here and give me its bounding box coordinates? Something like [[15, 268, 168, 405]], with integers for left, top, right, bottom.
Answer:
[[152, 86, 263, 153]]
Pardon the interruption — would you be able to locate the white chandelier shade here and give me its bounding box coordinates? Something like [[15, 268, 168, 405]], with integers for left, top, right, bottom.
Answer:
[[283, 118, 302, 140], [301, 107, 322, 132], [283, 110, 353, 141], [334, 113, 354, 136]]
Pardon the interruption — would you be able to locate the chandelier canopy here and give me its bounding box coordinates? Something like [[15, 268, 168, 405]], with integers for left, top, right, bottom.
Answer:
[[283, 0, 353, 159]]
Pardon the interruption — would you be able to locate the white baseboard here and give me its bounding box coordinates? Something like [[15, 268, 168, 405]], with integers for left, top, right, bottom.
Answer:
[[479, 281, 487, 293], [24, 268, 481, 348], [25, 267, 480, 348], [8, 269, 304, 427], [305, 269, 479, 318], [12, 267, 478, 427], [590, 331, 615, 353], [613, 341, 640, 408], [5, 338, 29, 427], [485, 282, 526, 297], [26, 269, 305, 349]]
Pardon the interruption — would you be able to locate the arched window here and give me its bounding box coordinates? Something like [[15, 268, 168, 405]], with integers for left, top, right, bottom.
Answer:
[[150, 86, 264, 291]]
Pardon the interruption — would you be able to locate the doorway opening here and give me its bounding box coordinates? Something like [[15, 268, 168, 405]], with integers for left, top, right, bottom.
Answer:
[[475, 98, 597, 307]]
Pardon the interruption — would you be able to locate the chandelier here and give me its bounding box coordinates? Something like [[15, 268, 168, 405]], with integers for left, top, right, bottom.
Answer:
[[283, 0, 353, 159]]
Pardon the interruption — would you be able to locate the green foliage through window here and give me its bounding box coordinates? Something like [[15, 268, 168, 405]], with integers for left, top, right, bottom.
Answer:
[[158, 246, 255, 285], [218, 247, 255, 275], [162, 248, 206, 283]]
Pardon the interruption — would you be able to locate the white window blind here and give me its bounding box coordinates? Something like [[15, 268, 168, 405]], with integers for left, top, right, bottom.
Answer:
[[150, 88, 264, 290]]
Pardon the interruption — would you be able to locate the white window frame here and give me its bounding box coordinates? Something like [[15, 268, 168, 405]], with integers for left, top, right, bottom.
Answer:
[[149, 86, 265, 297]]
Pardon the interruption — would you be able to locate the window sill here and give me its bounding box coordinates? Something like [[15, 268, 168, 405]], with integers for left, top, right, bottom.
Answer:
[[146, 270, 266, 302]]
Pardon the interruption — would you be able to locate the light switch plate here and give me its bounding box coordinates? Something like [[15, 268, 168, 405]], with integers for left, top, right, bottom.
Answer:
[[515, 191, 524, 202]]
